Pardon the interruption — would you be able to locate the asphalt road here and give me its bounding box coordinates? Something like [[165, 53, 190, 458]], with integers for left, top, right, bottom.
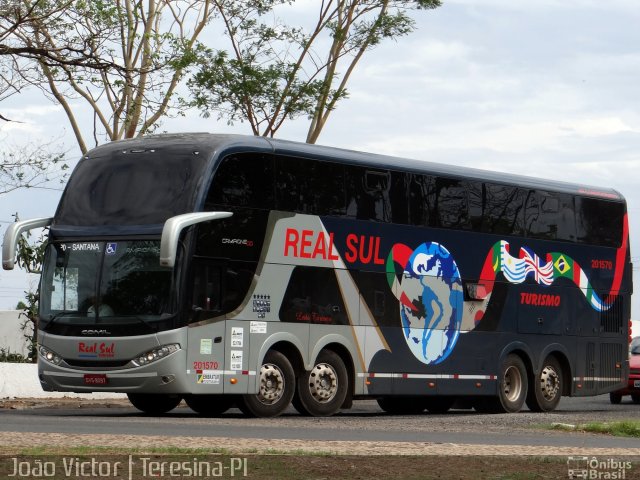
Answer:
[[1, 395, 639, 450]]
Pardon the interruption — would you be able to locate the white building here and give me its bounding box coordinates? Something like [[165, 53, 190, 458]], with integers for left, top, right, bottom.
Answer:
[[0, 310, 31, 357]]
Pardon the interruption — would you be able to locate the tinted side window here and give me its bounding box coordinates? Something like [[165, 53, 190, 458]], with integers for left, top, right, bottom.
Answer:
[[576, 198, 624, 247], [524, 191, 557, 240], [346, 166, 393, 222], [279, 267, 348, 325], [435, 178, 470, 229], [556, 194, 576, 242], [389, 171, 410, 225], [469, 183, 525, 235], [524, 191, 576, 242], [276, 156, 345, 215], [189, 259, 255, 322], [409, 174, 437, 226], [207, 153, 274, 210]]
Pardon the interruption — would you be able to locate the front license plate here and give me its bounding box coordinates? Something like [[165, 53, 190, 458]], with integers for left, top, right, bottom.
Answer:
[[84, 374, 108, 385], [634, 380, 640, 388]]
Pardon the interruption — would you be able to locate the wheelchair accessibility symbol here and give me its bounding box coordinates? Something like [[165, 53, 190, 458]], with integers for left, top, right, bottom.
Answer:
[[106, 243, 117, 255]]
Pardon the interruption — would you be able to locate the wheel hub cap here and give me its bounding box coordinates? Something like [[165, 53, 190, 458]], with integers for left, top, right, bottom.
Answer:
[[503, 365, 523, 402], [258, 364, 284, 405], [308, 363, 338, 403], [540, 366, 559, 401]]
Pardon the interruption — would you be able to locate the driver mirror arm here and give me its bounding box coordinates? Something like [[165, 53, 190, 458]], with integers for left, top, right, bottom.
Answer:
[[159, 212, 233, 268], [2, 217, 53, 270]]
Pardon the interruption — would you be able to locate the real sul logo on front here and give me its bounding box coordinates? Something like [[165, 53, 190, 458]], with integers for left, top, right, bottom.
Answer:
[[77, 342, 115, 358]]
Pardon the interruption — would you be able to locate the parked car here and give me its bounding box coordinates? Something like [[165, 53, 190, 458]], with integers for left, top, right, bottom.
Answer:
[[610, 338, 640, 404]]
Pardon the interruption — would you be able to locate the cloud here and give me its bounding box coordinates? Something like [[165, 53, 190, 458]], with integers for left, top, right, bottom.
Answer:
[[447, 0, 638, 10]]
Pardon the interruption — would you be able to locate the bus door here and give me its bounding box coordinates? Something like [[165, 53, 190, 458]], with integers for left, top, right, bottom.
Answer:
[[186, 261, 227, 394]]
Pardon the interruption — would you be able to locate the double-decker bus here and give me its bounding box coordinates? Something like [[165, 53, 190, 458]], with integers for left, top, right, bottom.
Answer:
[[3, 133, 632, 417]]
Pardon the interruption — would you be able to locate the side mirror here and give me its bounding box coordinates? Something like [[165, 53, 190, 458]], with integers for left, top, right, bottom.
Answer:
[[2, 217, 53, 270], [159, 212, 233, 268]]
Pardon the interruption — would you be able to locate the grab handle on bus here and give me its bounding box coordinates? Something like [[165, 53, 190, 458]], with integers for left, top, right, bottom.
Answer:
[[160, 212, 233, 268], [2, 217, 53, 270]]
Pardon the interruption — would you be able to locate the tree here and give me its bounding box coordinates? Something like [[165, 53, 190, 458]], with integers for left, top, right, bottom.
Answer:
[[2, 0, 214, 154], [0, 2, 96, 190], [13, 219, 47, 364], [1, 0, 102, 122], [0, 140, 68, 194], [188, 0, 441, 143]]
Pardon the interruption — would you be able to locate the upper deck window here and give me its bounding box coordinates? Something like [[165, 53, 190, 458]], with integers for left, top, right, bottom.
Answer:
[[207, 153, 275, 210], [55, 147, 207, 226]]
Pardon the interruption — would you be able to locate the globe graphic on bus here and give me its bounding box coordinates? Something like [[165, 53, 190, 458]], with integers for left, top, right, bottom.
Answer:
[[397, 242, 464, 365]]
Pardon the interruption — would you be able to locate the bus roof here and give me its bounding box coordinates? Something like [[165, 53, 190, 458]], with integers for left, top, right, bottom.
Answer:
[[88, 133, 624, 202]]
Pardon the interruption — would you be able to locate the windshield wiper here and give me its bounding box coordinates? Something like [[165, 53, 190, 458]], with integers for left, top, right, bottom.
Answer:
[[43, 310, 81, 330], [129, 315, 155, 332]]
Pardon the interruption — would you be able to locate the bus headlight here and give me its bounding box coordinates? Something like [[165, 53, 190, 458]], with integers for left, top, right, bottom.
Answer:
[[38, 345, 63, 365], [129, 344, 181, 367]]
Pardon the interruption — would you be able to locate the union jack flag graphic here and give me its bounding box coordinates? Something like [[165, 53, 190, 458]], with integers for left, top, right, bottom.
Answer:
[[521, 247, 554, 285], [499, 242, 553, 286]]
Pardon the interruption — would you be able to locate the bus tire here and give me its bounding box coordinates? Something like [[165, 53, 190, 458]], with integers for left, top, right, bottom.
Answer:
[[240, 350, 295, 418], [294, 350, 348, 417], [184, 394, 235, 416], [526, 355, 562, 412], [609, 392, 622, 404], [127, 393, 182, 415], [477, 354, 527, 413], [631, 394, 640, 404], [376, 396, 426, 415]]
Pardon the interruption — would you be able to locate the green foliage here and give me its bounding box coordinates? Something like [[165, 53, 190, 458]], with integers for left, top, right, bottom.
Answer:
[[550, 420, 640, 438], [0, 146, 68, 195], [188, 48, 330, 128], [0, 347, 30, 363], [16, 225, 46, 274], [187, 0, 442, 141], [12, 223, 48, 364], [17, 290, 38, 363], [580, 421, 640, 438]]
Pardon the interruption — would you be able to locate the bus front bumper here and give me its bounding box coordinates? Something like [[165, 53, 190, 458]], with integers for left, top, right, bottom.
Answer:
[[38, 351, 191, 395]]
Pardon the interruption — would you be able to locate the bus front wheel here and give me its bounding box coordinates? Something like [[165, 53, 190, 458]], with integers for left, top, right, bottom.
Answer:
[[240, 350, 295, 418], [293, 350, 348, 417], [127, 393, 182, 415], [526, 355, 563, 412]]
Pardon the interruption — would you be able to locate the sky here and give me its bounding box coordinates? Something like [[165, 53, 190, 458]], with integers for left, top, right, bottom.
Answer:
[[0, 0, 638, 327]]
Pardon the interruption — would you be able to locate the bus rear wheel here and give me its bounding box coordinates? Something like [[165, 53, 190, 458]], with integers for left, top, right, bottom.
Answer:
[[293, 350, 348, 417], [184, 394, 235, 416], [526, 355, 563, 412], [127, 393, 182, 415], [476, 354, 527, 413], [240, 350, 295, 418]]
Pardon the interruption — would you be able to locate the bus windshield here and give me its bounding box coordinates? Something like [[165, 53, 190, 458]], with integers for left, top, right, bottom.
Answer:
[[39, 240, 174, 331]]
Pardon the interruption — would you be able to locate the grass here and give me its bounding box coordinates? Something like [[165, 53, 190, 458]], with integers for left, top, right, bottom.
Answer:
[[549, 420, 640, 438]]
